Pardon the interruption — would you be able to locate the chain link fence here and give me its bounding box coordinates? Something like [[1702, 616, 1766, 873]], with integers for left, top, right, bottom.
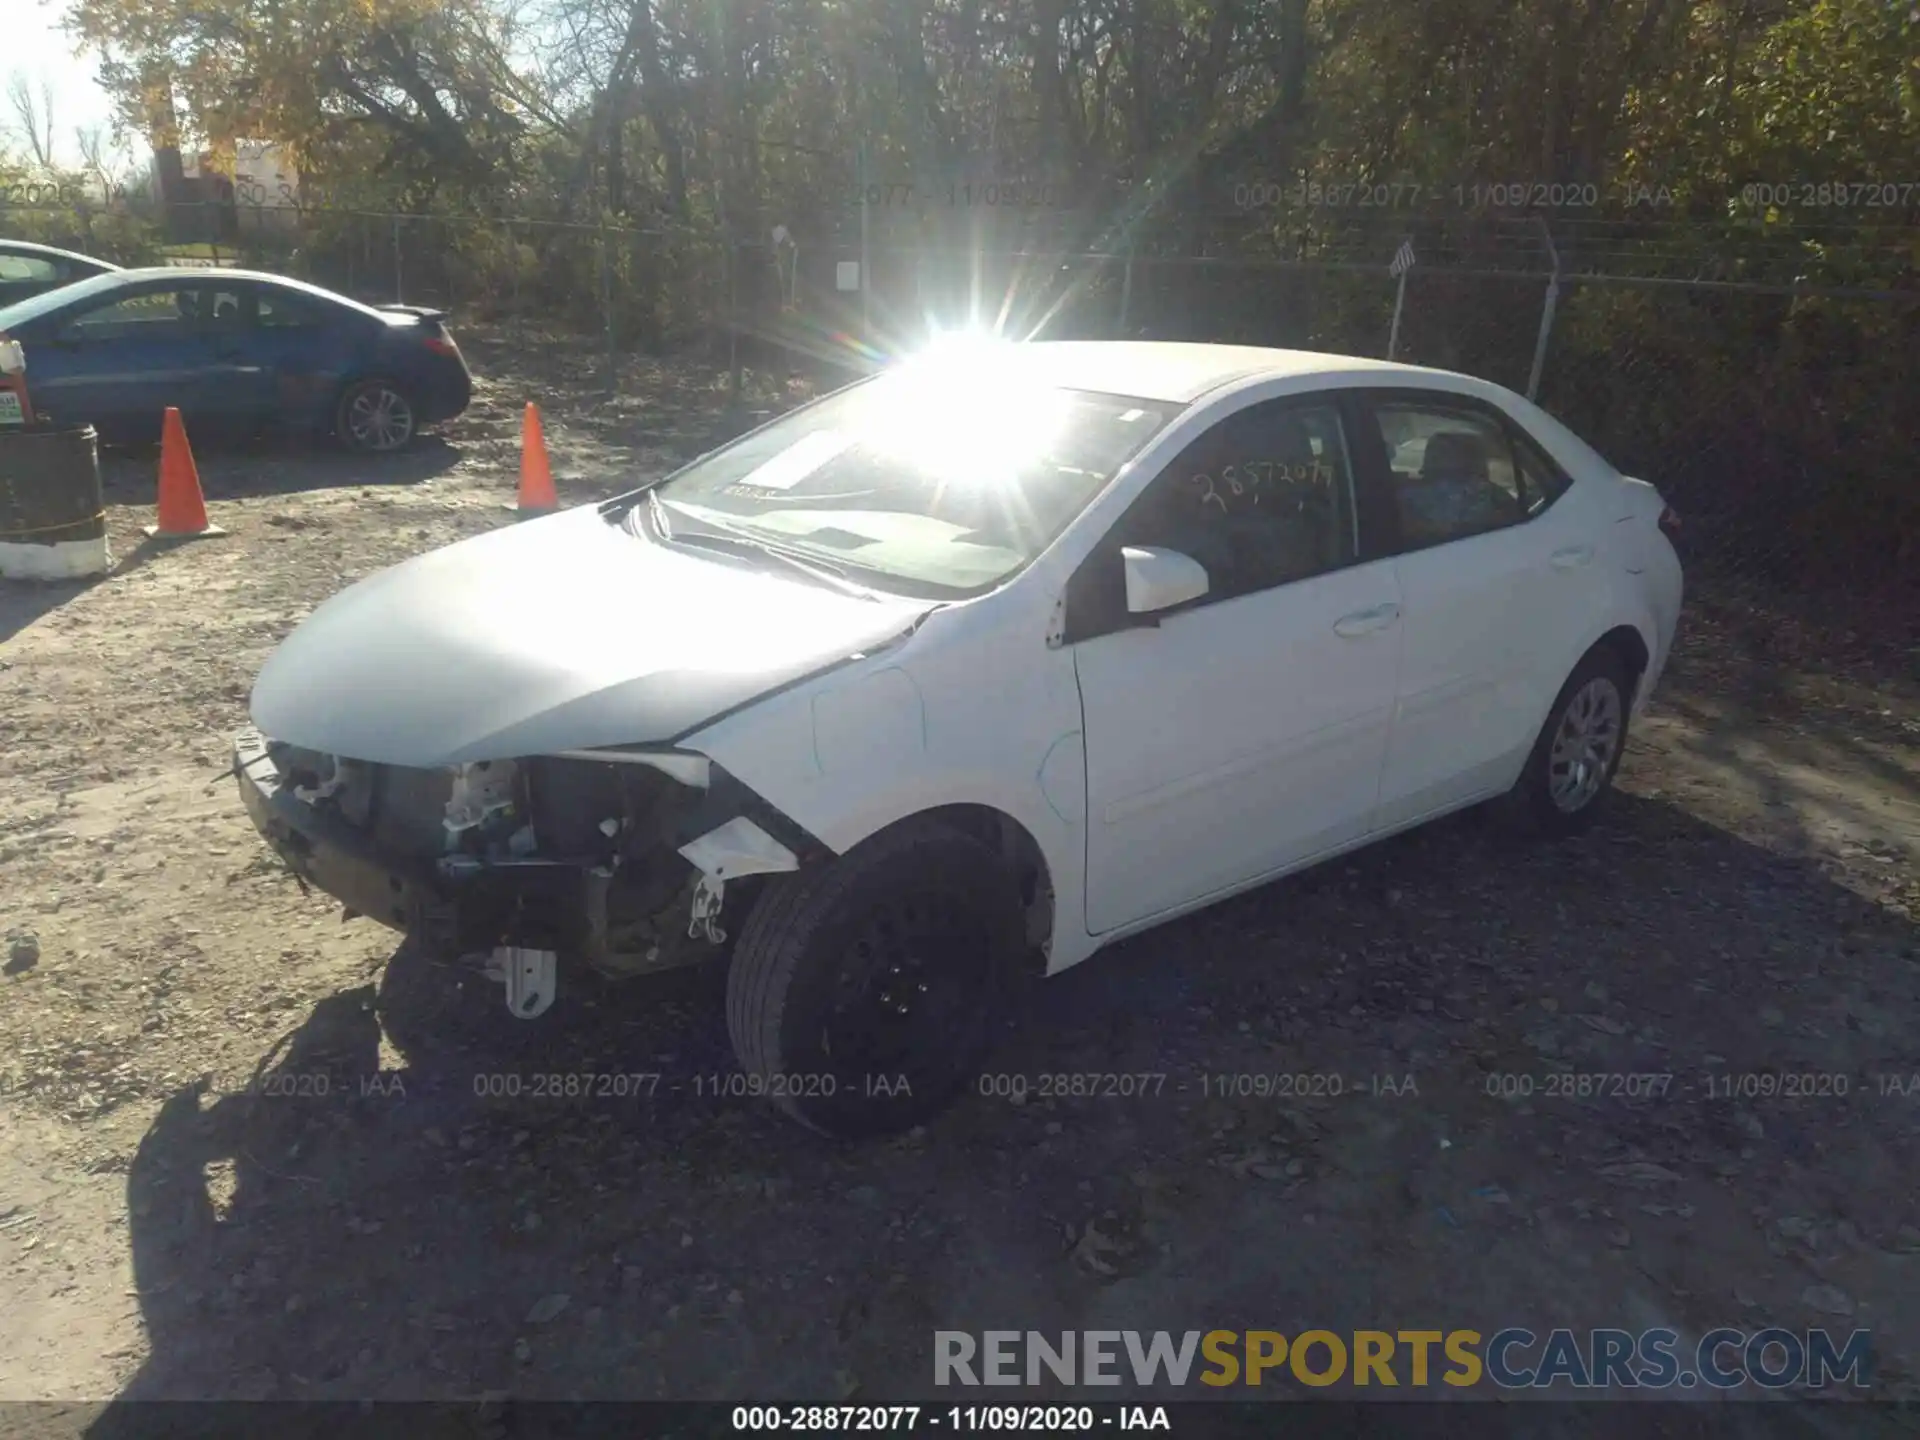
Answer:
[[1, 199, 735, 360], [5, 195, 1917, 594]]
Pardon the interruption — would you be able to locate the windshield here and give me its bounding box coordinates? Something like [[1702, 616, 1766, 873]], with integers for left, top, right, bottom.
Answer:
[[650, 363, 1171, 597]]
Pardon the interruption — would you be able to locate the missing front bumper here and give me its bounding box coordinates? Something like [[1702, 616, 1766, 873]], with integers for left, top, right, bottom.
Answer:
[[233, 728, 812, 975], [235, 728, 450, 935]]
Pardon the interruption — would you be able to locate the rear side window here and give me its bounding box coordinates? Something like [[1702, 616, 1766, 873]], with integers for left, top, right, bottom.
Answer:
[[1512, 429, 1573, 514], [1367, 401, 1573, 551], [259, 290, 324, 328]]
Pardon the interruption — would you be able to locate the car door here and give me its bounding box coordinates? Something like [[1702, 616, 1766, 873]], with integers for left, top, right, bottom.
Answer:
[[1353, 389, 1606, 829], [196, 283, 281, 430], [244, 284, 360, 435], [1068, 393, 1404, 934], [24, 281, 236, 439]]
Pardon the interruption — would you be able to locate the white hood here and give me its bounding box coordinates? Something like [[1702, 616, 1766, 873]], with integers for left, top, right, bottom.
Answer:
[[249, 504, 935, 766]]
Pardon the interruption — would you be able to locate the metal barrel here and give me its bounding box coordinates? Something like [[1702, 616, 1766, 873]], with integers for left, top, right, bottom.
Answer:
[[0, 423, 110, 579]]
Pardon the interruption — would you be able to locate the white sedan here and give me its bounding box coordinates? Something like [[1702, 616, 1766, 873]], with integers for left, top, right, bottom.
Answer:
[[236, 340, 1683, 1136]]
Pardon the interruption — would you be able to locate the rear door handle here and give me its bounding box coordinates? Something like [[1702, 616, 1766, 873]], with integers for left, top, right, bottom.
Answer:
[[1551, 545, 1595, 570], [1333, 602, 1402, 638]]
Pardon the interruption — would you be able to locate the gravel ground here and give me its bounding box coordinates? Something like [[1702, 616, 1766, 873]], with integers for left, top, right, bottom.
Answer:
[[1, 331, 1917, 1414]]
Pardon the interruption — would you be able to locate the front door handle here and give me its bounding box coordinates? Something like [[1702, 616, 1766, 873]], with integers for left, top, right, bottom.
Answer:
[[1333, 602, 1402, 638], [1551, 545, 1595, 570]]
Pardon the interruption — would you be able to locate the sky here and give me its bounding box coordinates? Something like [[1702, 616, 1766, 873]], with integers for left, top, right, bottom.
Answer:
[[6, 0, 124, 168]]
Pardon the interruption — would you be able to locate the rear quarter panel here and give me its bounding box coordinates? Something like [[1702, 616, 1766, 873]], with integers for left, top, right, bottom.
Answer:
[[1442, 379, 1679, 720]]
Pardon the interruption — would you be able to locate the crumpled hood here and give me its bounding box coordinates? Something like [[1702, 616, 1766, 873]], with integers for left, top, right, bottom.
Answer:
[[250, 504, 934, 766]]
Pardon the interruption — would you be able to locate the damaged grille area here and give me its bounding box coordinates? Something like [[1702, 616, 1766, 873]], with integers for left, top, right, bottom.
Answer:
[[280, 745, 455, 861], [273, 742, 747, 975]]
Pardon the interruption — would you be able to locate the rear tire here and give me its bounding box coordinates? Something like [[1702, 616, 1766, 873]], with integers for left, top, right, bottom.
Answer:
[[725, 820, 1022, 1138], [335, 379, 417, 452], [1494, 647, 1634, 838]]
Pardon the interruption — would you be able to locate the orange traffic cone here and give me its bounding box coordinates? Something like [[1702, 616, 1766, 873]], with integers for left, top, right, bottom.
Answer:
[[509, 402, 558, 515], [143, 408, 226, 540]]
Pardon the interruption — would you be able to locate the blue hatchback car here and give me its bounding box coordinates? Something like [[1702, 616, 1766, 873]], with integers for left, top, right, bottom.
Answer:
[[0, 268, 472, 450]]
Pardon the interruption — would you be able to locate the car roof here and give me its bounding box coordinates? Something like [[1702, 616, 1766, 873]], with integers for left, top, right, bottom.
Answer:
[[0, 238, 122, 269], [0, 264, 390, 331], [930, 340, 1466, 405], [100, 266, 385, 311]]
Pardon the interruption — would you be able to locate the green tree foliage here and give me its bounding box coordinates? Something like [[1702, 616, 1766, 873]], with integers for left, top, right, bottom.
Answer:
[[57, 0, 1919, 235], [47, 0, 1920, 586]]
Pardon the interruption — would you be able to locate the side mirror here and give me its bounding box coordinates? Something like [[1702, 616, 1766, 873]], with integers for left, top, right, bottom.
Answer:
[[1122, 546, 1210, 616]]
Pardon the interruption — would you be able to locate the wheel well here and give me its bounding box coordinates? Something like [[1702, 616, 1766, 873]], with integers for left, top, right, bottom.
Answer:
[[1594, 624, 1650, 701], [878, 805, 1055, 965]]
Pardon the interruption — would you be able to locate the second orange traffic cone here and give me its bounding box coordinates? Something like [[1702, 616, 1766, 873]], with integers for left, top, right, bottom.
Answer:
[[143, 407, 225, 540], [510, 402, 558, 515]]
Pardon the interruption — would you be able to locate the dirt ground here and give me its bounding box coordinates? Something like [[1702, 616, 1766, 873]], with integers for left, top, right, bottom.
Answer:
[[1, 330, 1917, 1417]]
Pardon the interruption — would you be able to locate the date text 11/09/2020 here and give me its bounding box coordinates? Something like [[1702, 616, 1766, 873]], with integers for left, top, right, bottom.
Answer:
[[1229, 180, 1673, 211], [731, 1407, 1170, 1432]]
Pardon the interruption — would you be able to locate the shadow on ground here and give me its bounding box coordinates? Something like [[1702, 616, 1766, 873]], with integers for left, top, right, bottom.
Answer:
[[90, 794, 1920, 1421], [0, 574, 102, 647], [101, 435, 464, 502]]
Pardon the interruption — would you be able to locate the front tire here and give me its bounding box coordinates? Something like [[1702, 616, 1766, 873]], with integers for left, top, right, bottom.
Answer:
[[1495, 647, 1634, 837], [335, 379, 418, 452], [725, 820, 1023, 1138]]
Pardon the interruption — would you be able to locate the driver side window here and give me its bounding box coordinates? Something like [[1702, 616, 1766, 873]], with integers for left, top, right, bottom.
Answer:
[[1125, 399, 1358, 596], [59, 286, 240, 342], [1066, 398, 1360, 638]]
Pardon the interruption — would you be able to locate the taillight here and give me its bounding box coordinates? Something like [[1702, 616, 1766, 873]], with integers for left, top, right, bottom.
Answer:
[[423, 334, 459, 358], [1657, 505, 1681, 537]]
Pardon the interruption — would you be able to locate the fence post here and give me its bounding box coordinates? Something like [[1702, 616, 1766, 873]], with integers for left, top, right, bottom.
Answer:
[[507, 220, 520, 317], [1526, 216, 1562, 402], [392, 214, 404, 304], [601, 219, 617, 395], [1386, 255, 1411, 360], [1118, 240, 1135, 336], [728, 239, 742, 410], [857, 142, 871, 339]]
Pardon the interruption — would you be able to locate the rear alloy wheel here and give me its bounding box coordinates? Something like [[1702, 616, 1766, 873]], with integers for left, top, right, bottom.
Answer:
[[1496, 647, 1634, 837], [725, 820, 1023, 1138], [336, 380, 417, 452]]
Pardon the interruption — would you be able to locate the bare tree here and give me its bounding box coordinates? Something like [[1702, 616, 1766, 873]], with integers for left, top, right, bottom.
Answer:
[[5, 71, 57, 169], [74, 122, 127, 197]]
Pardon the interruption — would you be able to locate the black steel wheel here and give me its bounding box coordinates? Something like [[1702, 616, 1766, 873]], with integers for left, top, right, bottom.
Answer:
[[726, 819, 1022, 1138]]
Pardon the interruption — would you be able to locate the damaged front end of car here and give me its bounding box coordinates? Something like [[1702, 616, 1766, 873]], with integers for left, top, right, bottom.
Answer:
[[234, 728, 823, 1016]]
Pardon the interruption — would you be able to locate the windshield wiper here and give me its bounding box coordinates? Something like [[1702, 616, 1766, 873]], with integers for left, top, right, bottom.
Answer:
[[656, 521, 884, 602]]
